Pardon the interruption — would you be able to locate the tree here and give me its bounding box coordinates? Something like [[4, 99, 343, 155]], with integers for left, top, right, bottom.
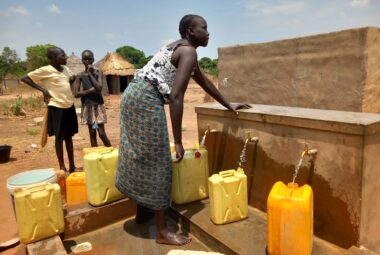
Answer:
[[26, 44, 55, 71], [198, 57, 218, 76], [116, 45, 150, 69], [0, 47, 26, 81]]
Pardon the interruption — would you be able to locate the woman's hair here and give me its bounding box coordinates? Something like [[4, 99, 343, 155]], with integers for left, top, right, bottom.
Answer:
[[82, 49, 94, 58], [179, 14, 203, 38], [47, 47, 62, 60]]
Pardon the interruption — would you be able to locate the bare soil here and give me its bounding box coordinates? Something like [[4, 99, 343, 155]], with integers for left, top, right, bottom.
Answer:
[[0, 82, 210, 254]]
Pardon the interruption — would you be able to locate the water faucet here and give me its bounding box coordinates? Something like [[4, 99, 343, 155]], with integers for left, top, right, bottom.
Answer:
[[204, 126, 217, 136], [245, 133, 259, 145], [301, 143, 318, 157], [301, 143, 309, 157]]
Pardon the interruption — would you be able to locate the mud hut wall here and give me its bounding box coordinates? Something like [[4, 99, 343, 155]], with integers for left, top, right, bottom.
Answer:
[[218, 27, 380, 112], [107, 75, 120, 95], [99, 72, 109, 96], [196, 103, 380, 252]]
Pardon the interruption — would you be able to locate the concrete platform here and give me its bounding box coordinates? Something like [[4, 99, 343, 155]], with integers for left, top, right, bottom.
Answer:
[[62, 217, 211, 255], [170, 199, 357, 255], [64, 198, 136, 238], [23, 197, 378, 255]]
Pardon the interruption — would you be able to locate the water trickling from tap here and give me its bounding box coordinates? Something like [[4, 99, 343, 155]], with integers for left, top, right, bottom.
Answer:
[[292, 156, 304, 183], [200, 134, 207, 147], [238, 142, 248, 168]]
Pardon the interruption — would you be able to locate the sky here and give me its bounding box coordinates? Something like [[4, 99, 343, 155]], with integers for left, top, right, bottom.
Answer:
[[0, 0, 379, 61]]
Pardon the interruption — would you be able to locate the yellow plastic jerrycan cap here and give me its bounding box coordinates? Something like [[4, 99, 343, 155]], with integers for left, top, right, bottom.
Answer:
[[67, 172, 86, 185], [287, 182, 299, 189]]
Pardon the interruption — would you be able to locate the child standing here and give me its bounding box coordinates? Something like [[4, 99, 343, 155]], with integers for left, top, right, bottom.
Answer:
[[22, 47, 78, 173], [73, 50, 111, 147]]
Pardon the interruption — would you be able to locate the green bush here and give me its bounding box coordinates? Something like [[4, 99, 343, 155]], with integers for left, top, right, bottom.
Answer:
[[10, 96, 24, 116], [25, 95, 43, 109]]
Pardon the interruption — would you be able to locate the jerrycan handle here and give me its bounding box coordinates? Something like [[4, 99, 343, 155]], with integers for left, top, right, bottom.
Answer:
[[19, 182, 49, 194], [72, 172, 85, 178], [219, 170, 236, 178], [98, 147, 113, 154]]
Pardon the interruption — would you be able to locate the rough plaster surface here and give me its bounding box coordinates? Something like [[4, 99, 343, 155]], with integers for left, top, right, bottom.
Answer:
[[196, 103, 380, 252], [218, 27, 380, 113], [363, 28, 380, 112]]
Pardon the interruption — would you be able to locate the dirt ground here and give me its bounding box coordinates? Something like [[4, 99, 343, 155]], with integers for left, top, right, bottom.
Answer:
[[0, 82, 210, 254]]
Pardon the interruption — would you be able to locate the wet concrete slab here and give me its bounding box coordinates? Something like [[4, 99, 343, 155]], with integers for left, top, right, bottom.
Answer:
[[27, 235, 67, 255], [64, 198, 136, 238], [63, 217, 211, 255], [170, 199, 350, 255]]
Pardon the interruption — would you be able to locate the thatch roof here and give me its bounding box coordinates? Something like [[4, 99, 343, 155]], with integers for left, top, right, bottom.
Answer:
[[66, 52, 85, 75], [94, 55, 106, 68], [101, 52, 135, 76]]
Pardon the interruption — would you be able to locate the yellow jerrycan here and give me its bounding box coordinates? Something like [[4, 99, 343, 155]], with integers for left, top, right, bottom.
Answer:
[[267, 181, 313, 255], [82, 146, 106, 156], [66, 172, 88, 205], [14, 183, 64, 244], [84, 147, 125, 206], [171, 147, 209, 204], [208, 168, 248, 224]]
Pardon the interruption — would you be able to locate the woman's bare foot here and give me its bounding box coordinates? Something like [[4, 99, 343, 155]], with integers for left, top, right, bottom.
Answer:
[[156, 229, 192, 245]]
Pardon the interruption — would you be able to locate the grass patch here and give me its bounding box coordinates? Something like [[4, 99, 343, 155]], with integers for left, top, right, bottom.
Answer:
[[0, 94, 44, 116], [26, 127, 41, 136], [10, 96, 24, 116], [1, 103, 10, 116], [25, 96, 44, 109]]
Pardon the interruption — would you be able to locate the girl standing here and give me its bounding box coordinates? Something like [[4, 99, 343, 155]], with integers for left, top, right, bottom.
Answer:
[[22, 47, 79, 173], [73, 50, 111, 147]]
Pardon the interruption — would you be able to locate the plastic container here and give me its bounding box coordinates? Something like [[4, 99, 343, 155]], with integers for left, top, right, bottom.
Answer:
[[267, 181, 313, 255], [171, 147, 209, 204], [170, 143, 175, 153], [66, 172, 88, 205], [55, 170, 67, 206], [84, 147, 124, 206], [14, 183, 64, 243], [6, 168, 57, 213], [0, 144, 12, 163], [208, 168, 248, 224], [82, 146, 106, 156]]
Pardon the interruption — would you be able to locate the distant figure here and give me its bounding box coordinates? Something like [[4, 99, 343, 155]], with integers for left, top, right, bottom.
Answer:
[[115, 14, 250, 246], [73, 50, 111, 147], [22, 47, 78, 173]]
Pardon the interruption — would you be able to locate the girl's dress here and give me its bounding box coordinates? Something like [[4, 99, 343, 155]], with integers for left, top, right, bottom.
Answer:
[[79, 70, 107, 128]]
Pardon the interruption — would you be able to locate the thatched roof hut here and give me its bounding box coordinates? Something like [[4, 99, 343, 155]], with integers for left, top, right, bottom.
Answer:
[[101, 52, 135, 76], [94, 55, 106, 69], [100, 52, 135, 94], [66, 53, 85, 74]]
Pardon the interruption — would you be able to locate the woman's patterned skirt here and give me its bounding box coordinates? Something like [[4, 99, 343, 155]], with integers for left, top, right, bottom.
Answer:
[[115, 79, 172, 210]]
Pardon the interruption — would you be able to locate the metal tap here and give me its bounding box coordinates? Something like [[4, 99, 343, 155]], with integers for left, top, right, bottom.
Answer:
[[301, 143, 318, 157], [245, 133, 259, 145]]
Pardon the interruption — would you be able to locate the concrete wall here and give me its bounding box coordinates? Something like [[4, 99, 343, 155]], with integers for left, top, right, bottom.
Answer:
[[196, 103, 380, 252], [363, 27, 380, 112], [361, 131, 380, 252], [218, 27, 380, 113]]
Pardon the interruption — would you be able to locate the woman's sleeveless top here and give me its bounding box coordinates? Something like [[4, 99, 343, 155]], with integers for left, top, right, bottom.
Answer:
[[134, 46, 177, 103]]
